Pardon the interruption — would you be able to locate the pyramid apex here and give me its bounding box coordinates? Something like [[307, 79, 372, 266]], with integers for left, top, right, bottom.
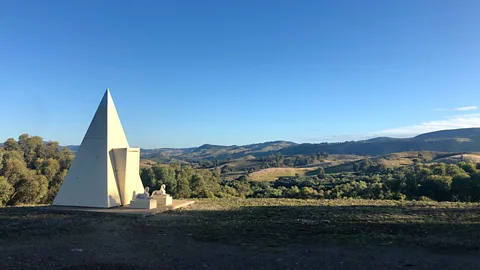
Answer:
[[53, 86, 141, 208]]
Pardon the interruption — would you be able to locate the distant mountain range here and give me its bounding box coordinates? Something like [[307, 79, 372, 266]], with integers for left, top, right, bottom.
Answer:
[[62, 128, 480, 160], [140, 141, 297, 161]]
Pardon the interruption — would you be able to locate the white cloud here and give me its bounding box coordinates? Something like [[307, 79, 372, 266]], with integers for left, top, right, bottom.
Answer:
[[454, 106, 478, 111], [374, 114, 480, 138], [434, 106, 478, 111], [446, 113, 480, 119], [301, 113, 480, 143]]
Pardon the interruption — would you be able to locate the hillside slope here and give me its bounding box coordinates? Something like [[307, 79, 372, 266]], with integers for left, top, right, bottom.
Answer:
[[279, 136, 480, 156], [63, 127, 480, 160], [141, 141, 297, 160], [414, 128, 480, 140]]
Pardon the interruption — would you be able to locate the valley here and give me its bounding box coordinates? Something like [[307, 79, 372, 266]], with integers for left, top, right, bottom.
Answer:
[[133, 128, 480, 182]]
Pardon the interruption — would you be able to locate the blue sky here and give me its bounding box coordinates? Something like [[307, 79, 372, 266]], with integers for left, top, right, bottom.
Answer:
[[1, 1, 479, 148]]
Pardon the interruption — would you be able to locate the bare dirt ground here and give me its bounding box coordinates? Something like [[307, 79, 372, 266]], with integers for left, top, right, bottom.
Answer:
[[1, 199, 480, 269]]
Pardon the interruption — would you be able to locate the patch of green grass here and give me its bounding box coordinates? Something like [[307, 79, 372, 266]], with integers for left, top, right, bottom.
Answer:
[[324, 163, 354, 173]]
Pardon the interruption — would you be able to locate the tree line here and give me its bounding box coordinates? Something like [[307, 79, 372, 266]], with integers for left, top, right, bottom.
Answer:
[[256, 152, 329, 168], [0, 135, 74, 206], [140, 160, 480, 202], [2, 134, 480, 205], [140, 164, 222, 198]]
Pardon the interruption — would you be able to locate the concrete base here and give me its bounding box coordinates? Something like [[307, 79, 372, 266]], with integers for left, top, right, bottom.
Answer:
[[151, 195, 172, 206], [42, 200, 195, 217], [129, 199, 157, 209]]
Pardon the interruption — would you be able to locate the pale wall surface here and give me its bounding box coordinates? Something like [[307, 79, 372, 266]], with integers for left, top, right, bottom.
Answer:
[[112, 148, 144, 205], [112, 148, 127, 204], [125, 148, 144, 203], [105, 91, 130, 207]]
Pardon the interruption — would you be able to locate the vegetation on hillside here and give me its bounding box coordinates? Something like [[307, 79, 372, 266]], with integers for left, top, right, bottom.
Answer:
[[3, 130, 480, 206], [0, 135, 74, 206], [140, 159, 480, 203], [138, 128, 480, 162]]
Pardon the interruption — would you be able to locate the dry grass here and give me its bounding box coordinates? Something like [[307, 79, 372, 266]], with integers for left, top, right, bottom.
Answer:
[[180, 197, 480, 211], [248, 167, 316, 181], [378, 158, 413, 167], [432, 153, 480, 164], [139, 159, 157, 169]]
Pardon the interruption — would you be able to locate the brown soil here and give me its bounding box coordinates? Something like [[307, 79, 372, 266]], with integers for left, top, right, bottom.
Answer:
[[1, 206, 480, 270]]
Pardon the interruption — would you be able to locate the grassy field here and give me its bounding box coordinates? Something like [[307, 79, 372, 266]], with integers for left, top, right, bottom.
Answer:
[[432, 153, 480, 164], [165, 198, 480, 250], [248, 167, 317, 181], [139, 159, 157, 168]]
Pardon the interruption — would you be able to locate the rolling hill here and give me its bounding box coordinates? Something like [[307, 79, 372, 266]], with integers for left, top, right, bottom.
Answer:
[[413, 128, 480, 140], [62, 128, 480, 161], [279, 128, 480, 157], [139, 141, 297, 161]]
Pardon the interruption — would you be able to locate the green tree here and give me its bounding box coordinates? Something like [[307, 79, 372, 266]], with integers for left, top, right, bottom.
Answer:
[[446, 164, 467, 177], [275, 153, 284, 167], [153, 166, 177, 195], [451, 172, 472, 201], [237, 175, 249, 182], [470, 173, 480, 201], [264, 187, 283, 198], [220, 165, 232, 174], [459, 161, 478, 175], [18, 134, 44, 168], [286, 186, 300, 198], [198, 169, 222, 196], [1, 151, 29, 185], [10, 174, 48, 205], [43, 169, 68, 204], [359, 158, 374, 173], [176, 175, 191, 198], [3, 138, 20, 151], [58, 147, 74, 171], [190, 174, 206, 197], [317, 167, 326, 179], [353, 162, 359, 173], [232, 180, 253, 198], [218, 185, 238, 198], [366, 182, 385, 199], [0, 176, 14, 206], [44, 141, 60, 159], [300, 186, 318, 199], [42, 158, 60, 181], [432, 163, 446, 176], [423, 175, 453, 201], [0, 149, 4, 171], [176, 166, 194, 198], [140, 168, 156, 189]]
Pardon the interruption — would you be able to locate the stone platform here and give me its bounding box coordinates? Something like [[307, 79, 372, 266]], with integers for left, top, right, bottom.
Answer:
[[42, 200, 195, 217]]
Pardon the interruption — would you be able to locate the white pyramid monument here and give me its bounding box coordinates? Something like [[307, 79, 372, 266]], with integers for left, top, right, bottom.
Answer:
[[53, 89, 145, 208]]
